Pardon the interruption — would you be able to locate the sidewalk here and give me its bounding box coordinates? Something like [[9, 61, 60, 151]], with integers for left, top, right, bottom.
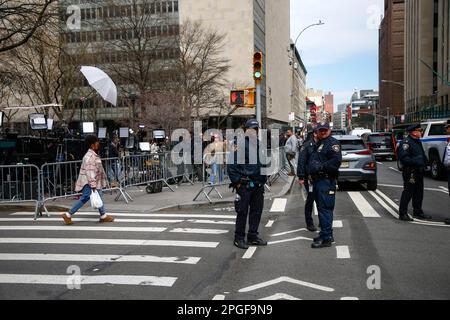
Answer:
[[35, 176, 295, 214]]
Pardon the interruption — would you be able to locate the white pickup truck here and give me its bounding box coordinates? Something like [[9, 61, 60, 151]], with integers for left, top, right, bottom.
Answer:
[[421, 120, 450, 179], [396, 119, 450, 180]]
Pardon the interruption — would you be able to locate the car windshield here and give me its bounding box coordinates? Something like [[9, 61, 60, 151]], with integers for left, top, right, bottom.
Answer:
[[368, 135, 392, 145], [339, 140, 366, 151]]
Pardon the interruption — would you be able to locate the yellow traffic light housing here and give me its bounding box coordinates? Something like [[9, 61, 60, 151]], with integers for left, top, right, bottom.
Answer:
[[253, 52, 263, 82]]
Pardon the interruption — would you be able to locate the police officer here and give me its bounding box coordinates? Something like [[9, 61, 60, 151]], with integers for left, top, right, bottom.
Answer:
[[228, 119, 268, 250], [297, 130, 319, 232], [308, 123, 342, 249], [398, 124, 432, 221]]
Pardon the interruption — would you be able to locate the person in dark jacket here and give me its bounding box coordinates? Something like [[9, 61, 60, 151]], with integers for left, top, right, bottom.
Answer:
[[398, 124, 432, 221], [228, 119, 268, 250], [297, 130, 319, 232], [308, 123, 342, 249]]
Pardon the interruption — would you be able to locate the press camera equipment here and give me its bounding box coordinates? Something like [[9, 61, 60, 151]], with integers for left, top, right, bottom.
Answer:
[[29, 113, 48, 130]]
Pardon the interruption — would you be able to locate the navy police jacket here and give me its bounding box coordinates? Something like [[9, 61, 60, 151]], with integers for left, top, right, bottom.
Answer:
[[398, 136, 427, 169], [308, 136, 342, 178], [297, 139, 316, 180], [228, 137, 267, 186]]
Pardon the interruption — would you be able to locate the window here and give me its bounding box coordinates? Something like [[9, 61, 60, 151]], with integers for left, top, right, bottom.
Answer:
[[429, 124, 445, 136], [162, 2, 167, 13], [174, 1, 178, 12], [339, 140, 366, 151]]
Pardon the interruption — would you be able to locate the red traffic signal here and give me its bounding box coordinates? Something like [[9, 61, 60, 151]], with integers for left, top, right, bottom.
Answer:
[[253, 52, 263, 81], [230, 90, 245, 105]]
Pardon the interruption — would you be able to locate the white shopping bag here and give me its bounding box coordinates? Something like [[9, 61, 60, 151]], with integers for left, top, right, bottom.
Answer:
[[90, 190, 103, 209]]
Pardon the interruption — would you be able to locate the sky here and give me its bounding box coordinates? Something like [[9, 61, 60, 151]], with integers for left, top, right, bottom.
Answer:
[[290, 0, 384, 112]]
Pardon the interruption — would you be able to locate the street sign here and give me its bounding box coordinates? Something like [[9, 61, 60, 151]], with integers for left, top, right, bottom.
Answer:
[[289, 112, 295, 122]]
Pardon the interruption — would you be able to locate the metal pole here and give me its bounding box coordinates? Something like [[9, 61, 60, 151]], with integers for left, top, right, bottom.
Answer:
[[256, 81, 262, 127]]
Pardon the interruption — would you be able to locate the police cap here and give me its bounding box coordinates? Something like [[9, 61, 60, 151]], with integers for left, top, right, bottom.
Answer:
[[316, 122, 331, 131], [245, 119, 260, 129], [406, 124, 421, 132]]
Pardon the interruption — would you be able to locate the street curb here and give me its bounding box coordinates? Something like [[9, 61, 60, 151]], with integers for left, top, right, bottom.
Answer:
[[152, 177, 296, 212]]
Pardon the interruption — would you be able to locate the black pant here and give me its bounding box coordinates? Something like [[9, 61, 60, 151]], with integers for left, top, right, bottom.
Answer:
[[304, 181, 315, 227], [399, 169, 424, 216], [234, 185, 264, 241], [447, 169, 450, 196]]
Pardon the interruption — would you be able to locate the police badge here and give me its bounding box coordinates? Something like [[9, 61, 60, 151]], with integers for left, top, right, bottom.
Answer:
[[403, 144, 410, 151], [332, 145, 341, 153]]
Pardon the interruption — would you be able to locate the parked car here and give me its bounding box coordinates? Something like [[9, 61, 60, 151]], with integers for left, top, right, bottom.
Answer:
[[350, 128, 372, 137], [367, 132, 396, 160], [396, 119, 450, 180], [333, 135, 377, 190]]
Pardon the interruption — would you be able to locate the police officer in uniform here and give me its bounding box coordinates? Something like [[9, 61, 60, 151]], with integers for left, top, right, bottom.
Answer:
[[398, 124, 432, 221], [297, 130, 319, 232], [228, 119, 268, 250], [308, 123, 342, 249]]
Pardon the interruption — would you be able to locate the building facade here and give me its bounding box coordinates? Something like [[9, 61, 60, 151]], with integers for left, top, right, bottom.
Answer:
[[290, 44, 307, 126], [179, 0, 292, 128], [379, 0, 405, 130], [324, 92, 334, 122], [404, 0, 450, 124]]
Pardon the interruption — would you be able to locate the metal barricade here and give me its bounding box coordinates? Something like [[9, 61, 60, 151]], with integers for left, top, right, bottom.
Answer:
[[163, 151, 194, 188], [193, 152, 230, 203], [0, 164, 41, 219], [267, 147, 290, 185], [40, 157, 131, 217], [120, 153, 174, 194]]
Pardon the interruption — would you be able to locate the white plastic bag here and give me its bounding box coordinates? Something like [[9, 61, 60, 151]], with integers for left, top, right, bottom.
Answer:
[[90, 190, 103, 209]]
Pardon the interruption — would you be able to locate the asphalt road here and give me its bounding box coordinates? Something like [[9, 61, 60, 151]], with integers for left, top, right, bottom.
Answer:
[[0, 162, 449, 300]]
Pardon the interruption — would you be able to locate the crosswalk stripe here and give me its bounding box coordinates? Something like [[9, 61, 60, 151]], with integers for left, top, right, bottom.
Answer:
[[369, 191, 399, 219], [0, 274, 177, 287], [375, 190, 399, 210], [169, 228, 228, 235], [348, 192, 381, 218], [187, 220, 235, 225], [333, 220, 343, 228], [0, 238, 219, 248], [271, 229, 307, 237], [270, 199, 287, 212], [0, 226, 167, 233], [242, 247, 257, 259], [11, 212, 236, 219], [0, 254, 201, 265], [336, 246, 351, 259], [0, 218, 184, 223]]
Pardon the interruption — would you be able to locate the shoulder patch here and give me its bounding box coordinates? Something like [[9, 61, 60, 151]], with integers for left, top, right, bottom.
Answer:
[[332, 145, 341, 153], [403, 144, 410, 151]]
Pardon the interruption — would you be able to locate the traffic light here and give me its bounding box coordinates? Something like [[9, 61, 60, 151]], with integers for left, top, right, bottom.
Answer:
[[253, 52, 263, 81], [230, 90, 245, 105]]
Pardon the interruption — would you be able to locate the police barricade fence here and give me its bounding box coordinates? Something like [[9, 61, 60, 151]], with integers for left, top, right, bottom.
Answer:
[[267, 147, 291, 185], [193, 151, 230, 203], [40, 158, 132, 216], [119, 152, 173, 194], [162, 151, 194, 187], [0, 164, 41, 219]]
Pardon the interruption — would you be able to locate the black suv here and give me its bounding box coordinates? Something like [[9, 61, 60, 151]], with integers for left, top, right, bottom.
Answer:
[[366, 132, 396, 160]]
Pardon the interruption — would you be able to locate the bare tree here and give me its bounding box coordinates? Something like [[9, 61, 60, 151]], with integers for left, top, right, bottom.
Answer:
[[0, 0, 57, 53], [173, 20, 231, 129]]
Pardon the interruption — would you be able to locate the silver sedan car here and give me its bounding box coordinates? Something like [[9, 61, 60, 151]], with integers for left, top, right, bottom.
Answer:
[[333, 135, 378, 190]]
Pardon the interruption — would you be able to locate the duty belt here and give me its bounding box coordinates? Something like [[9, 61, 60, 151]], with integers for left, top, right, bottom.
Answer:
[[311, 173, 336, 181]]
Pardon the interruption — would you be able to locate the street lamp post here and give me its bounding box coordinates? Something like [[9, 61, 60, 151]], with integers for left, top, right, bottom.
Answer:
[[291, 20, 324, 130]]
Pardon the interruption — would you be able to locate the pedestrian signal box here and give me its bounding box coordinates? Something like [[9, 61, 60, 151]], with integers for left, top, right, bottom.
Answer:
[[230, 90, 245, 106], [230, 88, 255, 108]]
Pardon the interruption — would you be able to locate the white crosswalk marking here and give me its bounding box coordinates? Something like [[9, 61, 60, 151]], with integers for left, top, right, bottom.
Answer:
[[0, 237, 220, 248], [0, 210, 233, 294], [270, 199, 287, 212], [0, 254, 201, 264], [336, 246, 351, 259], [348, 192, 381, 218], [369, 191, 399, 219], [0, 274, 177, 287]]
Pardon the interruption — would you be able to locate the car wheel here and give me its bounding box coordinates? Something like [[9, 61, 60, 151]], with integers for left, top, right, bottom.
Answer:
[[367, 180, 378, 191], [430, 154, 445, 180]]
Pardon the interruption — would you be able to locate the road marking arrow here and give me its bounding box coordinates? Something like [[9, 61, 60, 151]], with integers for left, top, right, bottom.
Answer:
[[239, 276, 335, 293], [259, 293, 301, 300]]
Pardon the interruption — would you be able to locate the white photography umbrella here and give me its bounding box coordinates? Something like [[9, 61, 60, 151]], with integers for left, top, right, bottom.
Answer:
[[80, 66, 117, 106]]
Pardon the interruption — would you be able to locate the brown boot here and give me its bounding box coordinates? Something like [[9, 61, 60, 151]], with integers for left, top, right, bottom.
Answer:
[[61, 213, 73, 225], [99, 215, 115, 223]]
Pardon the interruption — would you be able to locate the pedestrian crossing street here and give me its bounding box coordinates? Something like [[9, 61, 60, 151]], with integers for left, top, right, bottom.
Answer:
[[0, 188, 442, 297]]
